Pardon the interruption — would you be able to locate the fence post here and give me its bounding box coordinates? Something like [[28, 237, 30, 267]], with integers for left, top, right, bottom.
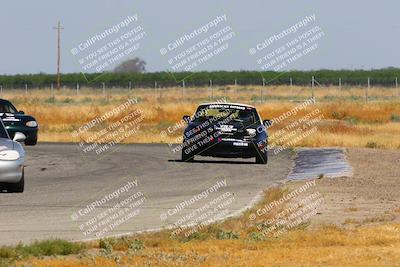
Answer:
[[76, 83, 79, 95], [181, 80, 185, 100], [0, 85, 2, 96], [366, 77, 370, 103], [210, 80, 213, 100], [234, 79, 238, 101], [25, 84, 28, 94], [311, 76, 315, 99], [290, 77, 293, 87], [153, 81, 157, 101], [261, 78, 265, 102], [396, 77, 398, 88], [129, 81, 132, 92], [339, 78, 342, 91], [102, 82, 105, 98]]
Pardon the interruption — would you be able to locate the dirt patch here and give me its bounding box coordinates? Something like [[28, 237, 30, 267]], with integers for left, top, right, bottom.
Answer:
[[288, 148, 400, 227]]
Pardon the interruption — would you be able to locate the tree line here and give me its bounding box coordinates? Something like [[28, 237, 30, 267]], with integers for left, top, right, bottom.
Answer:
[[1, 69, 399, 88]]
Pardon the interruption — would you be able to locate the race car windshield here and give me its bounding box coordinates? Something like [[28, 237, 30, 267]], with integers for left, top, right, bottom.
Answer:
[[194, 106, 259, 125], [0, 101, 18, 113]]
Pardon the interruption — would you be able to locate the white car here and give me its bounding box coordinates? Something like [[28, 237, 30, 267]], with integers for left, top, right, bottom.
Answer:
[[0, 119, 26, 193]]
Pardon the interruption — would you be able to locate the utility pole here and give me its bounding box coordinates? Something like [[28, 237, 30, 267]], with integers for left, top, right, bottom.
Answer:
[[53, 21, 64, 91]]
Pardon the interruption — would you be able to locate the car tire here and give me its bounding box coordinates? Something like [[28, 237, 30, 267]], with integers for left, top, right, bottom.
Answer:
[[255, 152, 268, 164], [181, 149, 194, 162], [8, 172, 24, 193], [25, 138, 37, 146]]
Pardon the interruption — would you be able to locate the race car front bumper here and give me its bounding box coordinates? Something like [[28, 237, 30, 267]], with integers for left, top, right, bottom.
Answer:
[[0, 158, 24, 183], [198, 138, 259, 158], [5, 125, 38, 142]]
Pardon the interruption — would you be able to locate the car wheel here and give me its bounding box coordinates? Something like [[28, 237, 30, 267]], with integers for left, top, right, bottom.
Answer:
[[255, 152, 268, 164], [8, 172, 24, 193], [25, 138, 37, 146], [181, 149, 194, 162]]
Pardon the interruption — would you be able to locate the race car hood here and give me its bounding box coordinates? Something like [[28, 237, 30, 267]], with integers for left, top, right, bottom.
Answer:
[[0, 138, 15, 151]]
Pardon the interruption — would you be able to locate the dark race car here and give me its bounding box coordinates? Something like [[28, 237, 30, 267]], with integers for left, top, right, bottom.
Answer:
[[0, 99, 38, 146], [181, 102, 271, 164]]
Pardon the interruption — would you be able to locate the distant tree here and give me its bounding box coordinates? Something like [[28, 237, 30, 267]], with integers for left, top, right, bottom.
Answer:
[[113, 57, 146, 73]]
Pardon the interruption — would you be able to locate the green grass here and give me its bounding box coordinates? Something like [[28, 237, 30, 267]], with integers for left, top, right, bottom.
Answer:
[[0, 239, 84, 265], [391, 114, 400, 122]]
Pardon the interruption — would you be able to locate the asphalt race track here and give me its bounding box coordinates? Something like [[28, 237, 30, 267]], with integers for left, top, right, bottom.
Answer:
[[0, 143, 292, 245]]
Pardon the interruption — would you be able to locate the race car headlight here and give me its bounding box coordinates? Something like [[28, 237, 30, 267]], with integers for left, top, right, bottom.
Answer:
[[246, 128, 257, 137], [0, 150, 20, 161], [26, 121, 38, 127]]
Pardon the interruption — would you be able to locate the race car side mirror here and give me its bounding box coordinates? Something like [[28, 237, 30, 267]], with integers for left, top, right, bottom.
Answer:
[[18, 110, 25, 114], [263, 119, 273, 128], [13, 132, 26, 142], [182, 115, 190, 123]]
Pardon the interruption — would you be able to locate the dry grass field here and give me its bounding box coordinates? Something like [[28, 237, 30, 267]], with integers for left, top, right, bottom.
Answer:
[[3, 85, 400, 149], [10, 147, 400, 266], [12, 185, 400, 267]]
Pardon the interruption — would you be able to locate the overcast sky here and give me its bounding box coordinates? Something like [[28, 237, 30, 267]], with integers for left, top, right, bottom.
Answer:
[[1, 0, 399, 74]]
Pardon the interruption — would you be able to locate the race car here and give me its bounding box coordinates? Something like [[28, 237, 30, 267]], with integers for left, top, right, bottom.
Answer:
[[181, 102, 271, 164], [0, 99, 38, 146], [0, 119, 26, 193]]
